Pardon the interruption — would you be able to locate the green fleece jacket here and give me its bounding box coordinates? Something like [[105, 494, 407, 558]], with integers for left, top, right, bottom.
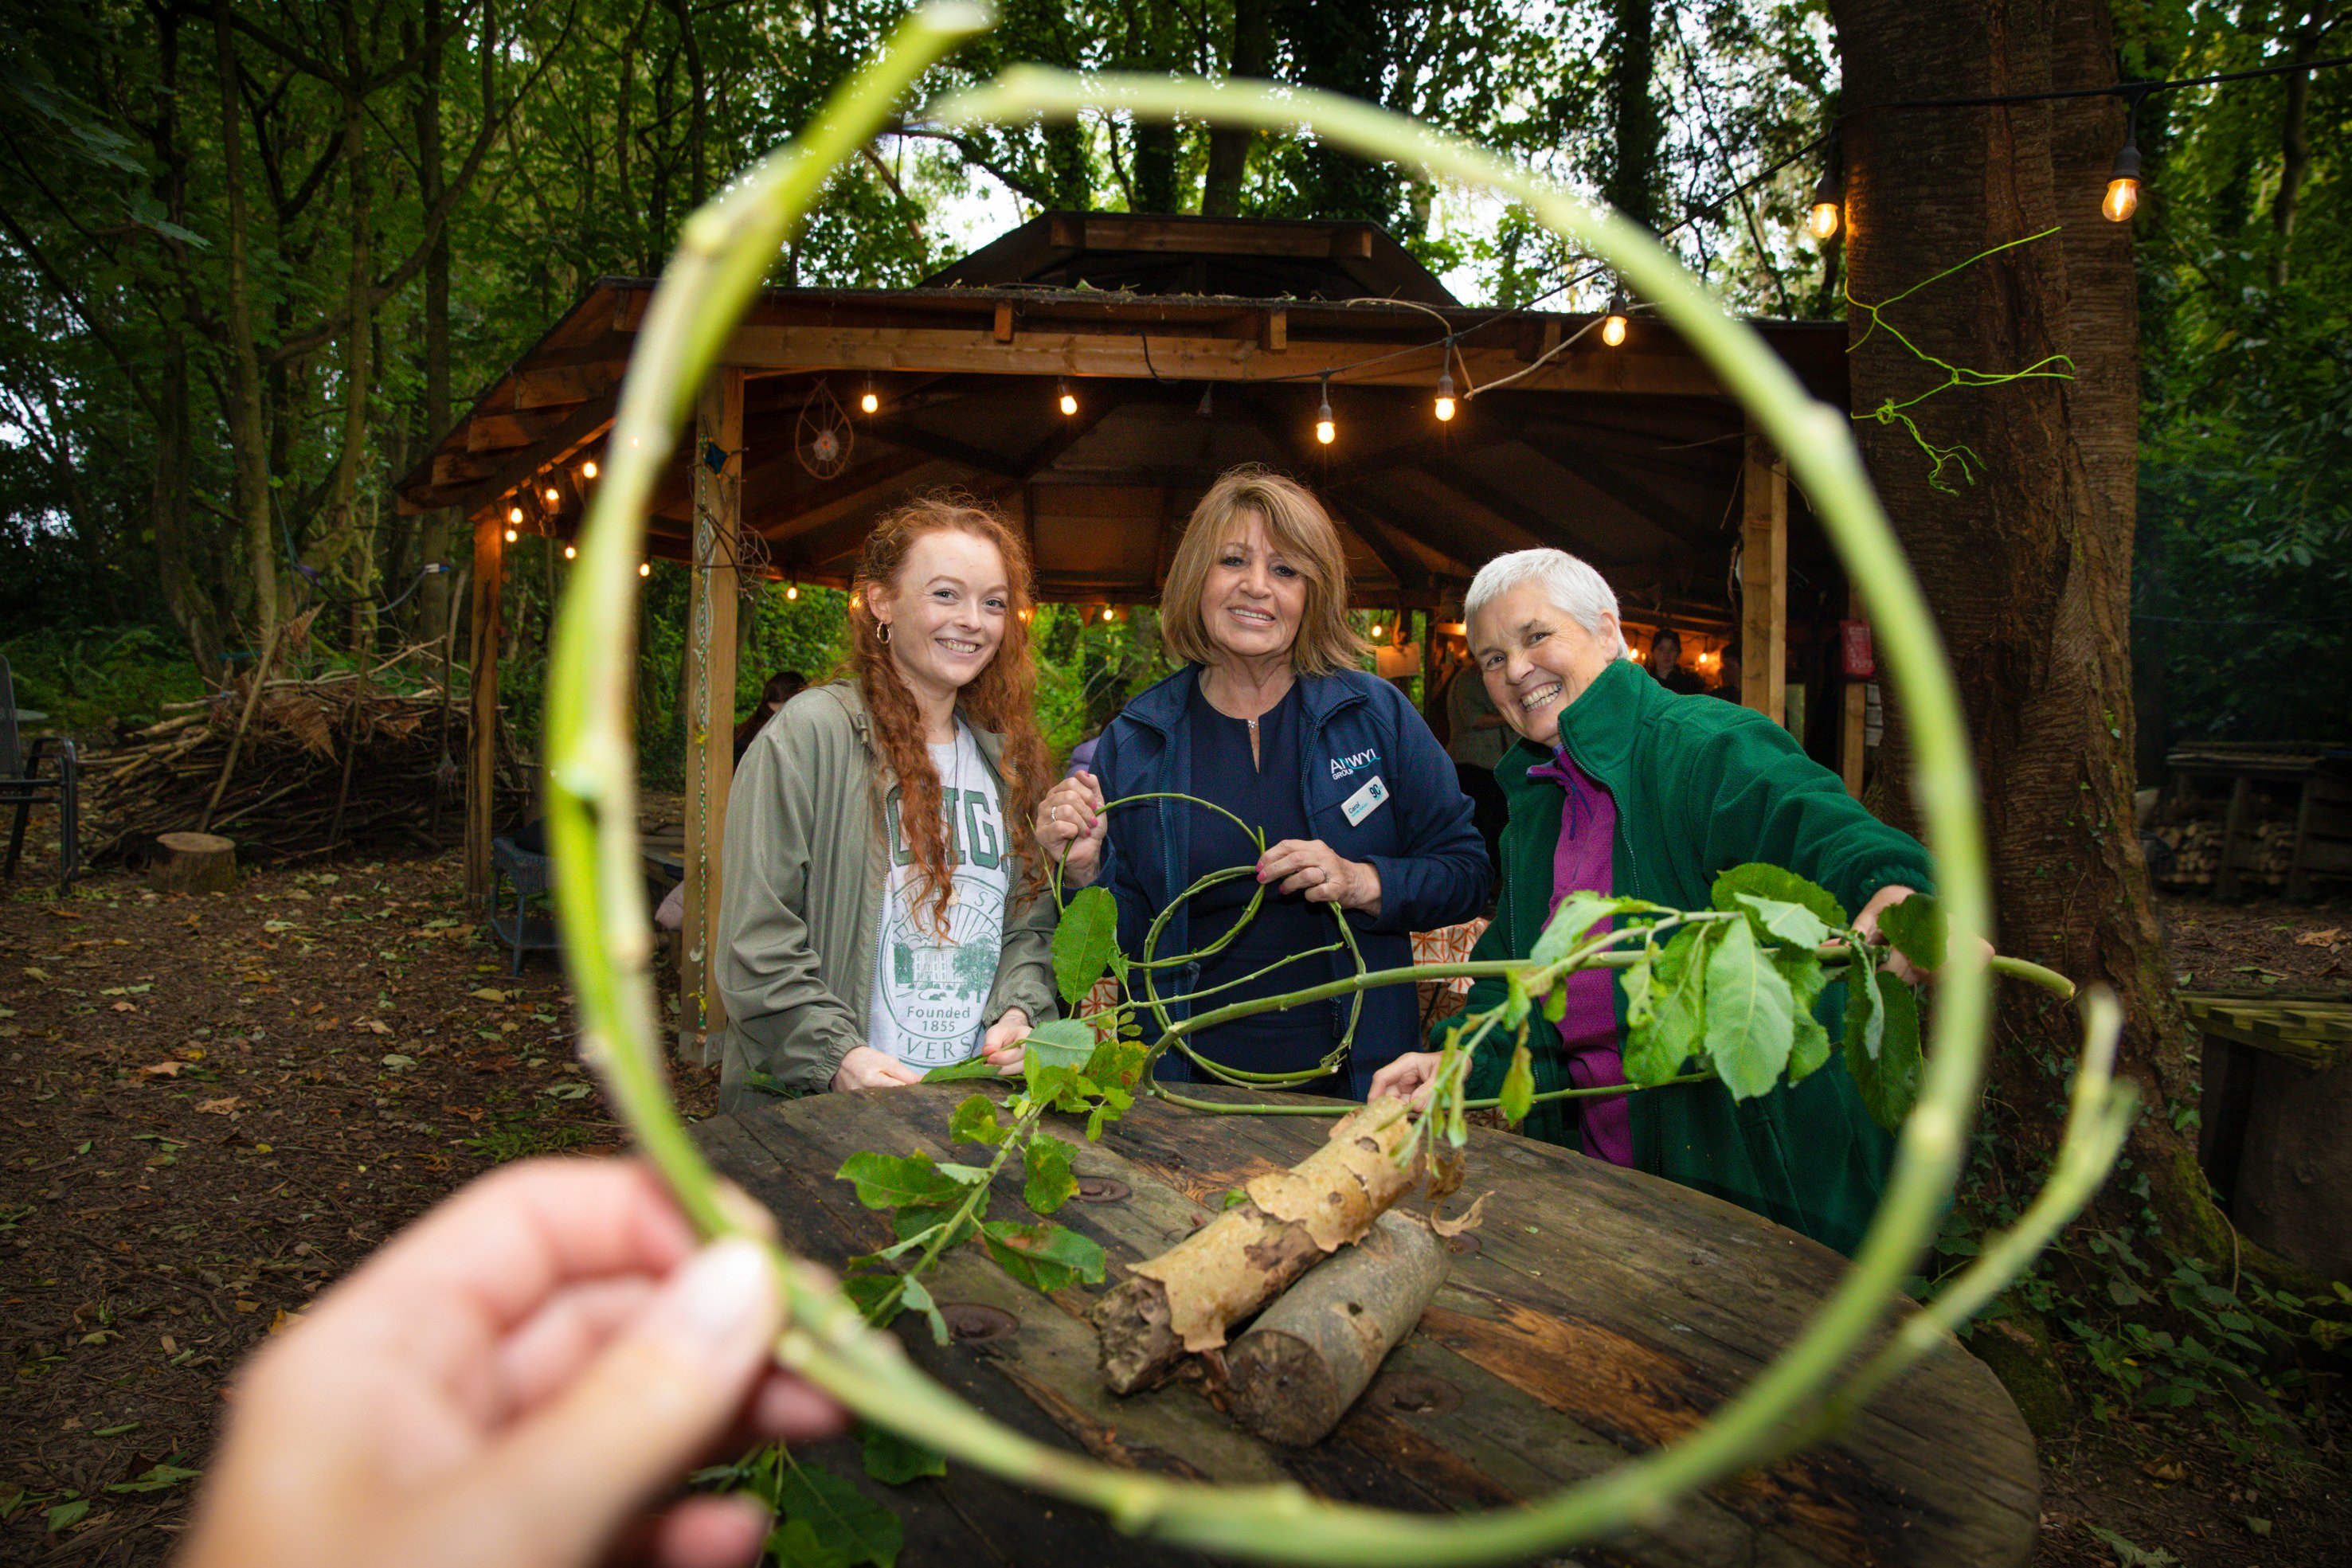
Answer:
[[1441, 659, 1935, 1255], [714, 681, 1059, 1110]]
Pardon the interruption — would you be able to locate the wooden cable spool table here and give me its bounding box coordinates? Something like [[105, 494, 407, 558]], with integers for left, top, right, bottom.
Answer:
[[697, 1082, 2036, 1567]]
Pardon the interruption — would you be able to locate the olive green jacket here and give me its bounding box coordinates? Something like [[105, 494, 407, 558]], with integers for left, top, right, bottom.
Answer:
[[715, 680, 1059, 1110], [1440, 659, 1935, 1255]]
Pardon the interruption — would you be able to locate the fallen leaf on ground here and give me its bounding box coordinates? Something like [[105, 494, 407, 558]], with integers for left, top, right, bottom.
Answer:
[[136, 1062, 183, 1078], [469, 987, 509, 1002], [2296, 928, 2340, 947], [196, 1097, 241, 1115], [1430, 1191, 1492, 1237], [111, 1001, 138, 1012]]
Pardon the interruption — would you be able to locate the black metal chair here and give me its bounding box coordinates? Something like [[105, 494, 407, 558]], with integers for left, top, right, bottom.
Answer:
[[1, 655, 79, 893], [490, 834, 561, 975]]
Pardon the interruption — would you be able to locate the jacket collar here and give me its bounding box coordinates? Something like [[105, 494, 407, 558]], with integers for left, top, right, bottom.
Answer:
[[1120, 663, 1365, 737], [820, 678, 1010, 772], [1496, 657, 1658, 793]]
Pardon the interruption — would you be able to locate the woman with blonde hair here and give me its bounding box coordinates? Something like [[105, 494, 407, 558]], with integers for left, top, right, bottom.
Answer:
[[1034, 467, 1488, 1095], [715, 496, 1059, 1109]]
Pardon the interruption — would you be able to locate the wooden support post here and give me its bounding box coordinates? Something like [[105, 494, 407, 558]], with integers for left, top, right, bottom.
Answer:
[[1841, 585, 1869, 797], [464, 510, 503, 909], [2216, 775, 2253, 901], [681, 368, 744, 1062], [1740, 422, 1787, 724]]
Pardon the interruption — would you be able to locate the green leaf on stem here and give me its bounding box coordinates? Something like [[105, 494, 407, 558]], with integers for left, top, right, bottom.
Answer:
[[1879, 893, 1947, 973], [1052, 886, 1121, 1009], [1530, 891, 1626, 968], [771, 1458, 904, 1568], [769, 1518, 855, 1568], [1621, 940, 1658, 1029], [836, 1150, 968, 1211], [1704, 917, 1795, 1101], [1022, 1019, 1098, 1076], [1712, 864, 1847, 929], [899, 1273, 949, 1345], [890, 1200, 977, 1247], [1777, 949, 1833, 1083], [1846, 976, 1923, 1132], [1734, 892, 1833, 950], [1499, 1043, 1536, 1124], [841, 1272, 902, 1326], [1624, 925, 1708, 1085], [949, 1094, 1008, 1146], [934, 1161, 993, 1186], [922, 1055, 1002, 1084], [1082, 1036, 1149, 1091], [1502, 972, 1532, 1028], [1024, 1133, 1079, 1214], [1845, 948, 1887, 1062], [1543, 983, 1567, 1025], [980, 1218, 1107, 1292], [860, 1421, 947, 1485]]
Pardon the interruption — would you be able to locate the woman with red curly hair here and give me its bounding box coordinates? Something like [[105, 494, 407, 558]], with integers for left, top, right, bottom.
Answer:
[[714, 497, 1059, 1107]]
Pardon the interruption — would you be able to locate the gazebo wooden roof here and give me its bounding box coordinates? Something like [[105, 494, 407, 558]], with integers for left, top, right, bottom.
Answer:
[[399, 212, 1859, 1058]]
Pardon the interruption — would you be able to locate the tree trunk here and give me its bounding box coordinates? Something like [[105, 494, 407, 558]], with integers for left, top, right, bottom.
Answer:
[[2268, 11, 2329, 287], [1203, 0, 1270, 216], [1274, 0, 1401, 224], [1603, 0, 1661, 229], [412, 0, 456, 657], [325, 11, 375, 651], [1832, 0, 2233, 1265], [145, 6, 221, 674], [212, 0, 283, 650]]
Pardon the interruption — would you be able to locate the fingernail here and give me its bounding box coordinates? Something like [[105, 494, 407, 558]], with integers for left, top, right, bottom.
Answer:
[[663, 1237, 779, 1352]]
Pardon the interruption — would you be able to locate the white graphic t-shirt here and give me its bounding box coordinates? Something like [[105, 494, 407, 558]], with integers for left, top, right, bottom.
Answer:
[[866, 723, 1010, 1070]]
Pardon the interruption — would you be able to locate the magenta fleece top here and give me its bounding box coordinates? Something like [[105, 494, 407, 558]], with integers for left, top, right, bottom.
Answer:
[[1524, 747, 1634, 1166]]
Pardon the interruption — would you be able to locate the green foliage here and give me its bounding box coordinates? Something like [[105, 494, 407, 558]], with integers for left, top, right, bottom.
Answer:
[[1843, 968, 1920, 1133], [1050, 886, 1119, 1009], [1022, 1132, 1078, 1214], [980, 1218, 1106, 1292], [769, 1455, 903, 1568], [859, 1422, 946, 1487], [1498, 1043, 1536, 1124], [1528, 891, 1634, 968], [1712, 863, 1847, 929], [0, 626, 206, 733], [1878, 893, 1946, 973], [1703, 917, 1794, 1101], [1019, 1018, 1098, 1073]]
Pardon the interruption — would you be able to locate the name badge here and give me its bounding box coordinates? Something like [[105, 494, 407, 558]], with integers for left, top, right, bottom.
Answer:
[[1340, 774, 1390, 827]]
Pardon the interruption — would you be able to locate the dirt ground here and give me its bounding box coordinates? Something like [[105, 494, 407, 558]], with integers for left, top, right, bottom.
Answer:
[[1, 855, 2346, 1566]]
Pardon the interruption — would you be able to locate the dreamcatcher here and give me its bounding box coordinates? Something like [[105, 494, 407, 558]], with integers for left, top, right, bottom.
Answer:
[[796, 379, 855, 479]]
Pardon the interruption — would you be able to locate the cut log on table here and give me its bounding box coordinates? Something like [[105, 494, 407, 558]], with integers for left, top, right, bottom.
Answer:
[[1226, 1208, 1451, 1446], [151, 832, 237, 894], [1094, 1097, 1423, 1395]]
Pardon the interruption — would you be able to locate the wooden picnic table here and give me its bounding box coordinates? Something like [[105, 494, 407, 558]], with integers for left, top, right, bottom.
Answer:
[[696, 1083, 2037, 1567]]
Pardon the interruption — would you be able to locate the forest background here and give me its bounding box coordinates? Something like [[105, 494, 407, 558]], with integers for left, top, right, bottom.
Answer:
[[6, 0, 2346, 781]]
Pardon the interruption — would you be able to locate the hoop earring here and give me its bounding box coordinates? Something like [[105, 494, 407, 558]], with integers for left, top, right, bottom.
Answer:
[[876, 621, 891, 645]]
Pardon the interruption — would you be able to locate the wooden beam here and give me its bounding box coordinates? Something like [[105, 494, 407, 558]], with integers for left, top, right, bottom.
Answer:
[[716, 323, 1732, 395], [756, 456, 965, 570], [464, 512, 503, 908], [863, 413, 1026, 478], [1325, 499, 1431, 595], [682, 370, 743, 1063], [1013, 382, 1131, 477], [1740, 422, 1787, 724], [514, 362, 620, 410], [992, 301, 1015, 343], [405, 393, 617, 517]]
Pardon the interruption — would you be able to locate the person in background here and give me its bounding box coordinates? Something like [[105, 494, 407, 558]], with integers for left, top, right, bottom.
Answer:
[[732, 671, 808, 766], [176, 1160, 847, 1568], [1712, 645, 1743, 700], [1030, 467, 1489, 1097], [1442, 637, 1509, 881], [1064, 728, 1102, 780], [1368, 549, 1936, 1257], [1645, 627, 1708, 695], [715, 497, 1059, 1107]]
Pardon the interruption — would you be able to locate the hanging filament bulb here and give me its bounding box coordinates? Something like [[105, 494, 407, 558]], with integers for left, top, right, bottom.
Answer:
[[563, 544, 577, 561], [859, 378, 879, 415], [1807, 128, 1844, 240], [581, 459, 598, 479], [2103, 138, 2142, 221], [638, 561, 652, 577], [1057, 379, 1078, 416], [1434, 367, 1457, 423], [1600, 291, 1630, 348], [785, 582, 800, 601], [1316, 377, 1336, 445], [543, 486, 560, 506], [1369, 621, 1384, 639]]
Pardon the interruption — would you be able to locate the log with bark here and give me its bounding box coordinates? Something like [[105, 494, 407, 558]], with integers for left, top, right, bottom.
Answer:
[[149, 831, 237, 894], [1093, 1097, 1424, 1395]]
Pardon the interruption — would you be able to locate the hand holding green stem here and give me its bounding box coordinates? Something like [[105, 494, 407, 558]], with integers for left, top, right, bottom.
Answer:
[[541, 8, 2133, 1561]]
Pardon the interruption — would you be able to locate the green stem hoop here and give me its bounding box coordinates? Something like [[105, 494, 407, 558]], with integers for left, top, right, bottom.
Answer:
[[542, 7, 2133, 1562]]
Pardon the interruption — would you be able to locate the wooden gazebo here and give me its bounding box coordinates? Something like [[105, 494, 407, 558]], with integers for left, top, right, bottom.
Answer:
[[397, 211, 1860, 1057]]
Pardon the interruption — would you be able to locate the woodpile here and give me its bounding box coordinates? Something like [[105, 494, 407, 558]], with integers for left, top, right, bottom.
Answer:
[[82, 665, 528, 867], [2153, 818, 2296, 890]]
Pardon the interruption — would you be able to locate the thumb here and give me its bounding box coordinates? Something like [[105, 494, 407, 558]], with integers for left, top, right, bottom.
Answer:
[[454, 1237, 785, 1567]]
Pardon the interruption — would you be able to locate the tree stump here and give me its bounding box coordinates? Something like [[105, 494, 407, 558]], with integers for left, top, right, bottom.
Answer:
[[151, 832, 237, 894]]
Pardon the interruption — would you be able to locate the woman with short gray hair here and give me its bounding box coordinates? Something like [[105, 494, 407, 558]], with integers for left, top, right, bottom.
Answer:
[[1369, 549, 1936, 1256]]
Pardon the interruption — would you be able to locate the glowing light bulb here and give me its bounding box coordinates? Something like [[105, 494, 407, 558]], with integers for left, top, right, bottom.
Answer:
[[1434, 368, 1456, 423], [1369, 623, 1384, 639], [2103, 176, 2139, 222], [1057, 380, 1078, 416], [508, 506, 524, 525], [860, 389, 879, 414], [1807, 200, 1841, 240], [563, 544, 576, 560], [544, 486, 560, 506], [2105, 135, 2143, 224], [1600, 291, 1629, 348], [504, 527, 517, 543], [638, 561, 652, 577], [785, 583, 800, 601], [581, 459, 598, 479]]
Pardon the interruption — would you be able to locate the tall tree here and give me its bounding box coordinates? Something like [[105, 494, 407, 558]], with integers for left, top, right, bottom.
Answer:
[[1203, 0, 1272, 215], [1603, 0, 1661, 228], [1830, 0, 2237, 1269]]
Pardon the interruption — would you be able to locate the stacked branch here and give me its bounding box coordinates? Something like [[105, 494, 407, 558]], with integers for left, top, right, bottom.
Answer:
[[82, 665, 528, 866]]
